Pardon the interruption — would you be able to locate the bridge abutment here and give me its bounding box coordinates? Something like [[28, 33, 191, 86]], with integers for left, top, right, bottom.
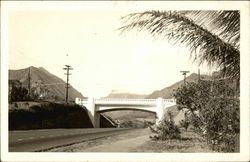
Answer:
[[87, 97, 100, 128]]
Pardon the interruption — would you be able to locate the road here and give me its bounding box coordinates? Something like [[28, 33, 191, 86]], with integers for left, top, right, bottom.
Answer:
[[48, 128, 151, 152], [47, 128, 214, 153], [9, 128, 131, 152]]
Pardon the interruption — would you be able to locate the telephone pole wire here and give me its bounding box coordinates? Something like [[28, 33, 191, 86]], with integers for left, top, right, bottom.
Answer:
[[63, 65, 73, 104]]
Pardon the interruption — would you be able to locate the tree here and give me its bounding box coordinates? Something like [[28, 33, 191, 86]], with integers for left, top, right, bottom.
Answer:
[[10, 85, 28, 102], [30, 81, 54, 101], [173, 80, 239, 152], [173, 80, 212, 129], [119, 11, 240, 84]]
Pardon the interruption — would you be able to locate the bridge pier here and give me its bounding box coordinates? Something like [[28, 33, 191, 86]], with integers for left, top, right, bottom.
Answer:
[[87, 97, 100, 128], [156, 97, 164, 125]]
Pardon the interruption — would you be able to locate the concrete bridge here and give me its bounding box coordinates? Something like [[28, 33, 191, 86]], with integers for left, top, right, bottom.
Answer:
[[75, 97, 176, 128]]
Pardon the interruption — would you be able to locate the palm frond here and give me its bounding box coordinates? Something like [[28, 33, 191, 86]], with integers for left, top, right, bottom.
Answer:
[[119, 11, 239, 81], [184, 11, 240, 49]]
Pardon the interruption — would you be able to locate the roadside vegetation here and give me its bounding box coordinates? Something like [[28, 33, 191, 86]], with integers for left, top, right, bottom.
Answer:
[[173, 74, 239, 152], [149, 73, 239, 152], [9, 102, 93, 130], [150, 112, 181, 140]]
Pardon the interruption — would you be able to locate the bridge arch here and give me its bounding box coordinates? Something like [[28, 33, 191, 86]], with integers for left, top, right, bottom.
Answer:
[[75, 97, 176, 128], [97, 107, 157, 113], [96, 106, 158, 113]]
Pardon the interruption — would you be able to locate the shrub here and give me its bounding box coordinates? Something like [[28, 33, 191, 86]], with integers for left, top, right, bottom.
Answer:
[[173, 78, 240, 152], [202, 97, 239, 152], [158, 120, 181, 140], [150, 112, 181, 140], [10, 86, 29, 102], [179, 119, 189, 131]]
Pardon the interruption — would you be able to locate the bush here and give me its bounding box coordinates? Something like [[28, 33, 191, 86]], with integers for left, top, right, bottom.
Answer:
[[202, 97, 239, 152], [157, 120, 181, 140], [179, 119, 189, 131], [150, 112, 181, 140], [173, 78, 240, 152], [10, 86, 29, 102]]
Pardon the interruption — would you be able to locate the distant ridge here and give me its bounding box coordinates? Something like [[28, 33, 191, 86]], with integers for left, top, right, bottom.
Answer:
[[146, 73, 211, 99], [105, 73, 210, 99], [9, 66, 83, 101], [105, 90, 147, 99]]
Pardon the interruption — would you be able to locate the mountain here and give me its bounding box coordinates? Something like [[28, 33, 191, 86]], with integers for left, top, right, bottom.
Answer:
[[9, 66, 83, 101], [105, 90, 147, 99], [104, 110, 154, 120], [146, 73, 210, 99]]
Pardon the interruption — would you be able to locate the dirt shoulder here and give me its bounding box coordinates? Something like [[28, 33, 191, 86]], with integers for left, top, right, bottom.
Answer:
[[48, 128, 214, 152]]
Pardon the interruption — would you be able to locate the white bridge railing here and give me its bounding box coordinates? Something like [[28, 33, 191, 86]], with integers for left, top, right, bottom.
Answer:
[[75, 97, 176, 105], [95, 98, 156, 104]]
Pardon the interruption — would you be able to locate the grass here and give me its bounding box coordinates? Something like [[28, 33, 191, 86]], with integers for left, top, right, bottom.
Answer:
[[136, 130, 215, 152]]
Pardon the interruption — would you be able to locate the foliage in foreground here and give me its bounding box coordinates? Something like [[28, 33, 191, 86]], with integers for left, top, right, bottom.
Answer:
[[150, 112, 181, 140], [173, 79, 240, 152], [179, 119, 189, 131]]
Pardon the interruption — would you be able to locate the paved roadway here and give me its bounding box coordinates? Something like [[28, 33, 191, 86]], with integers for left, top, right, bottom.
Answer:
[[9, 128, 131, 152]]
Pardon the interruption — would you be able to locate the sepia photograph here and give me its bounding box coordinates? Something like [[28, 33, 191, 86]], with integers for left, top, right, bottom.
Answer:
[[1, 1, 249, 162]]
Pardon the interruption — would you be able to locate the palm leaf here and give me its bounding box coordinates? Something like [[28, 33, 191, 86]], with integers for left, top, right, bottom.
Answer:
[[183, 11, 240, 49], [119, 11, 239, 81]]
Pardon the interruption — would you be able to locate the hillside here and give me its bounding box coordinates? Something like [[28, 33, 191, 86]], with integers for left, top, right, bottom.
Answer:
[[104, 110, 154, 120], [146, 73, 210, 99], [9, 66, 83, 101], [105, 90, 147, 99]]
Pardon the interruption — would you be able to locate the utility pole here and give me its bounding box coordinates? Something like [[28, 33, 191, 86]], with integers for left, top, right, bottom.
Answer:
[[63, 65, 73, 104], [180, 71, 190, 85]]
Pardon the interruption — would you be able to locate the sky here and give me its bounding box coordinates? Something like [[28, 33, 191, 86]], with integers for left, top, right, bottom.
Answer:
[[7, 2, 212, 98]]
